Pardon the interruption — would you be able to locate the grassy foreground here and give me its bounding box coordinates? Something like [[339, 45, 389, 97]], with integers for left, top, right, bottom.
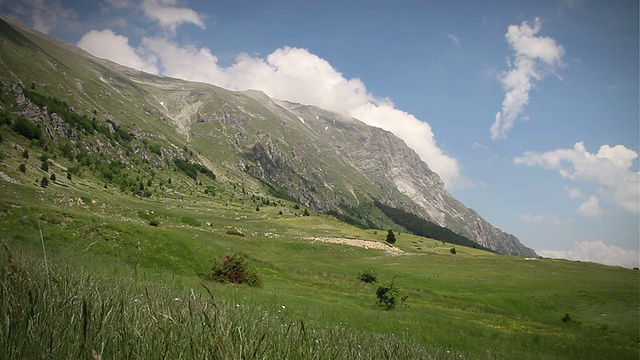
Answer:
[[0, 180, 638, 359]]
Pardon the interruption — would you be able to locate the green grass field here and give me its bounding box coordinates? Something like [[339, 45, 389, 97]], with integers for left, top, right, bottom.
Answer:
[[0, 174, 638, 359]]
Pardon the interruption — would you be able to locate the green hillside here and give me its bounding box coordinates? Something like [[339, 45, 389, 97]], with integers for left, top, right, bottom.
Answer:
[[0, 171, 638, 359], [0, 16, 638, 359]]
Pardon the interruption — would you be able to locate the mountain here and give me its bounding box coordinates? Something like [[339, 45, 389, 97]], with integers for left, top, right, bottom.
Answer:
[[0, 16, 536, 257]]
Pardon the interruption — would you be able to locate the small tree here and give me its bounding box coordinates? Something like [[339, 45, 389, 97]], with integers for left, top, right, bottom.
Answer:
[[22, 149, 29, 159], [40, 159, 49, 172], [50, 173, 56, 182], [358, 267, 378, 283], [19, 163, 26, 173], [40, 176, 49, 188], [376, 278, 407, 309], [209, 253, 261, 287], [449, 246, 457, 254], [386, 229, 396, 244]]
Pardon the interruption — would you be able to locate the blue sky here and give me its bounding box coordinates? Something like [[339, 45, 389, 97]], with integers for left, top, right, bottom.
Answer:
[[2, 0, 638, 267]]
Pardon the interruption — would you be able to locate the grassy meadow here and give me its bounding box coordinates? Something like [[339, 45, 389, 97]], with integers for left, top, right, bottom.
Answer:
[[0, 174, 638, 360]]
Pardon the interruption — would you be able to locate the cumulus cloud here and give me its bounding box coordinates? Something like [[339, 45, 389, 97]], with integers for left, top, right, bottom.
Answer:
[[141, 0, 205, 33], [577, 195, 603, 217], [77, 29, 159, 74], [491, 17, 564, 140], [515, 141, 640, 214], [538, 241, 640, 268]]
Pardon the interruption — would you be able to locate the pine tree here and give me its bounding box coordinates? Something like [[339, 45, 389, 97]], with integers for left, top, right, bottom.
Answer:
[[386, 229, 396, 244]]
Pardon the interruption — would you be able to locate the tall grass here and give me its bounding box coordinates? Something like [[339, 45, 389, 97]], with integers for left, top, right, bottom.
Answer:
[[0, 245, 460, 359]]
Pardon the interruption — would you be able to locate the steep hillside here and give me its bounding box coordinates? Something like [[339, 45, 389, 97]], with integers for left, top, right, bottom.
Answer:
[[0, 16, 535, 256]]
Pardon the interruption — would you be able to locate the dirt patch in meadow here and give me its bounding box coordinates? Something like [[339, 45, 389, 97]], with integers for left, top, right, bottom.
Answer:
[[305, 237, 405, 255]]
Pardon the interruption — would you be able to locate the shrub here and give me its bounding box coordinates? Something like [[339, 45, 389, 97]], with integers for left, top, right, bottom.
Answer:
[[449, 247, 457, 254], [19, 163, 26, 173], [376, 278, 407, 309], [209, 253, 261, 287], [386, 229, 396, 244], [40, 177, 49, 188], [358, 268, 378, 283], [12, 116, 41, 140], [562, 313, 581, 324], [40, 159, 49, 172]]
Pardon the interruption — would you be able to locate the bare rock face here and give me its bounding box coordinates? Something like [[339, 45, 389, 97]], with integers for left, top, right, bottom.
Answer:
[[241, 100, 537, 257]]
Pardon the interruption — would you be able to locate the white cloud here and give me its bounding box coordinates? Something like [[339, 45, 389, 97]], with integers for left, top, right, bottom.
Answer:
[[577, 195, 603, 217], [141, 0, 205, 33], [447, 34, 461, 46], [491, 17, 565, 140], [515, 141, 640, 213], [538, 241, 640, 268], [77, 29, 159, 74], [7, 0, 77, 35], [141, 36, 221, 80], [566, 186, 584, 200]]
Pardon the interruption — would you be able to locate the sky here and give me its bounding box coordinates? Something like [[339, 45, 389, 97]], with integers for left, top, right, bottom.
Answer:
[[1, 0, 638, 267]]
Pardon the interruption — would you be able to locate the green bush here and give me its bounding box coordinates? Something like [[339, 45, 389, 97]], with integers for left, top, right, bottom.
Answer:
[[562, 313, 581, 324], [386, 229, 396, 244], [12, 116, 41, 140], [358, 268, 378, 283], [376, 278, 407, 309], [209, 253, 261, 287]]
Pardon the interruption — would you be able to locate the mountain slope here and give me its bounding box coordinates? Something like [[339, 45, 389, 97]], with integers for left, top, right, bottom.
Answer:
[[0, 16, 535, 257]]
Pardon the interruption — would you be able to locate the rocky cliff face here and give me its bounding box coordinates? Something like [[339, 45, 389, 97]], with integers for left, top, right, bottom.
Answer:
[[270, 102, 536, 257]]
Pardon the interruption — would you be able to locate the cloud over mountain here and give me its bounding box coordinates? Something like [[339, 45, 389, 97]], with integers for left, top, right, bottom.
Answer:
[[538, 241, 640, 269], [76, 26, 467, 189], [515, 141, 640, 214], [78, 29, 159, 74]]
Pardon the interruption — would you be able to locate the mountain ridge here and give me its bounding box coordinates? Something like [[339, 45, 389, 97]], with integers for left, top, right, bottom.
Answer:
[[0, 16, 535, 257]]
